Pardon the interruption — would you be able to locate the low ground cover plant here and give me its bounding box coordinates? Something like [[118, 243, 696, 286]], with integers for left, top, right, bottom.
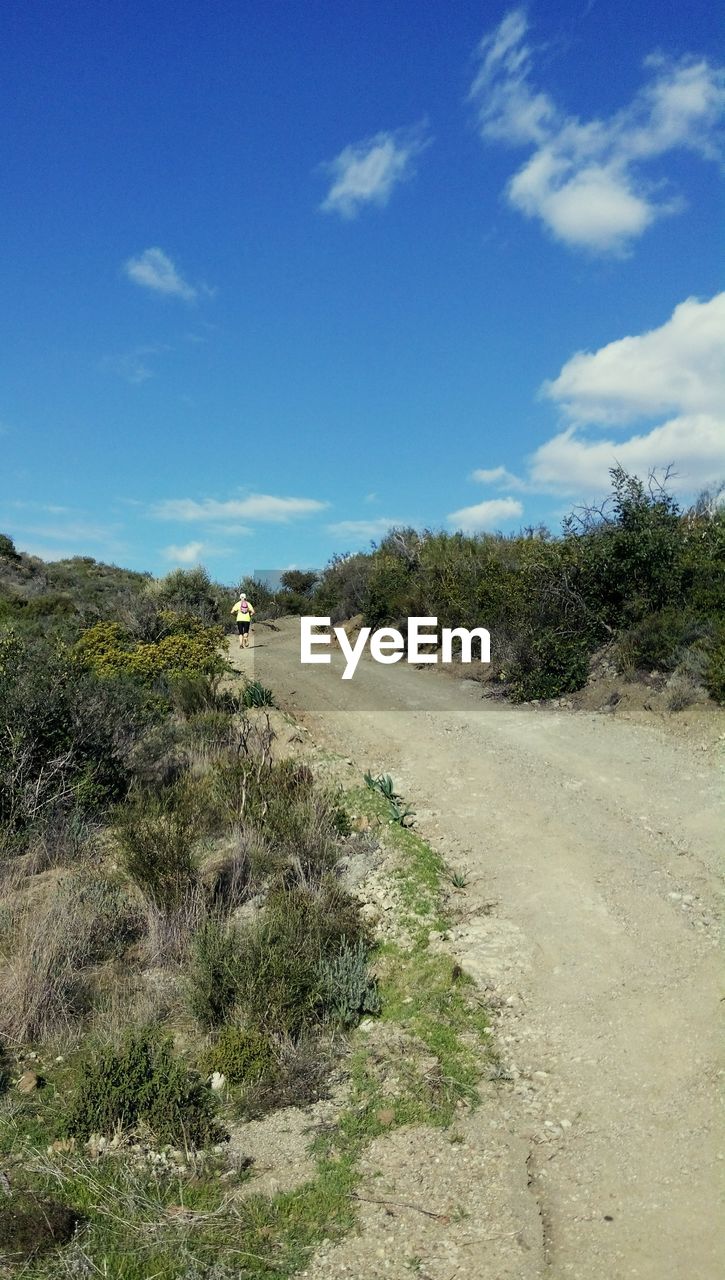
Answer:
[[63, 1031, 225, 1148]]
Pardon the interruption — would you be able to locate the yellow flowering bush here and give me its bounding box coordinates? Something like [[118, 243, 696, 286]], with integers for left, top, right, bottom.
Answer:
[[73, 613, 225, 683]]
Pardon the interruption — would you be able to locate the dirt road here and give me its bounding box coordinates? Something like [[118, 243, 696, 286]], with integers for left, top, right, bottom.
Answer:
[[233, 623, 723, 1279]]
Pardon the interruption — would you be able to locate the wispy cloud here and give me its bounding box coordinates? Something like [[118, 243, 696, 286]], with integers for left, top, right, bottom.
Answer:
[[469, 9, 725, 253], [102, 344, 171, 384], [447, 497, 523, 533], [162, 541, 206, 565], [152, 493, 329, 524], [327, 516, 408, 540], [471, 465, 526, 490], [11, 500, 73, 516], [320, 123, 432, 218], [2, 510, 128, 562], [124, 247, 200, 301]]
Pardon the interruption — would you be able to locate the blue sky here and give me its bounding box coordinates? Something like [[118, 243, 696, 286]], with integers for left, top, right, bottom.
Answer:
[[1, 0, 723, 581]]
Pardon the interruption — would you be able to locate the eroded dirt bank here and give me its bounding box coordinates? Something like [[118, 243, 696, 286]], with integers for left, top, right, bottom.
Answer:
[[232, 623, 723, 1280]]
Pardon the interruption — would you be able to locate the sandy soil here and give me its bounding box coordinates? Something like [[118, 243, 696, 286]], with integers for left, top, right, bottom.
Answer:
[[230, 623, 723, 1280]]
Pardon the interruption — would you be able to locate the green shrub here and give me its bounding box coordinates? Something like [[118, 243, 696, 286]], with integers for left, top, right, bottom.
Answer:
[[188, 920, 244, 1029], [318, 938, 381, 1026], [509, 631, 591, 702], [116, 780, 206, 910], [0, 637, 161, 832], [212, 757, 343, 881], [168, 672, 224, 717], [63, 1031, 225, 1147], [154, 566, 222, 624], [616, 608, 706, 674], [199, 1026, 275, 1085], [0, 533, 21, 561], [310, 471, 724, 705], [232, 884, 370, 1036]]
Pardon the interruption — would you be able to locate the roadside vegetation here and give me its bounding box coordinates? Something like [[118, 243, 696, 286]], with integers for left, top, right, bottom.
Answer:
[[243, 469, 725, 707], [0, 547, 489, 1275]]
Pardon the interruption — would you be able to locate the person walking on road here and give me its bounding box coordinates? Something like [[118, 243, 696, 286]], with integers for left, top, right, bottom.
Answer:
[[231, 591, 255, 648]]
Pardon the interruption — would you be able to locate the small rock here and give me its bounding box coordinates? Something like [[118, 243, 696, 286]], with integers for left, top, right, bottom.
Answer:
[[210, 1071, 226, 1091], [16, 1071, 39, 1095]]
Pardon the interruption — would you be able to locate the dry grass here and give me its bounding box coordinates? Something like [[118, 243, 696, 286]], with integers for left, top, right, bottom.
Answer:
[[0, 872, 140, 1044]]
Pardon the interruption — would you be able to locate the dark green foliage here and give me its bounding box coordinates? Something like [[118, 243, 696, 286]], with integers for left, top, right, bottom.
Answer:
[[115, 780, 206, 910], [509, 631, 591, 702], [311, 551, 372, 622], [0, 635, 161, 834], [0, 532, 21, 562], [704, 625, 725, 703], [188, 920, 244, 1029], [311, 469, 724, 704], [616, 608, 707, 674], [199, 1026, 275, 1085], [242, 679, 276, 707], [155, 566, 222, 624], [280, 569, 319, 596], [63, 1032, 225, 1147]]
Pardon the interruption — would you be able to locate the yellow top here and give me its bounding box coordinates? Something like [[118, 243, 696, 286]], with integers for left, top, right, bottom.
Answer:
[[231, 599, 254, 622]]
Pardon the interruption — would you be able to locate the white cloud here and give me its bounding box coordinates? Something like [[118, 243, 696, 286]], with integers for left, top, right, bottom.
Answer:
[[321, 124, 431, 218], [327, 517, 408, 540], [528, 415, 724, 495], [152, 493, 328, 524], [162, 541, 206, 565], [471, 465, 525, 489], [447, 497, 523, 533], [124, 248, 198, 300], [529, 291, 725, 494], [543, 293, 725, 423], [470, 10, 725, 253]]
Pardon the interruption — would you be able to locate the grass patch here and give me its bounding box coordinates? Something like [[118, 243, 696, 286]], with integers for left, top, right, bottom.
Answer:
[[0, 1129, 359, 1278], [346, 784, 448, 935]]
